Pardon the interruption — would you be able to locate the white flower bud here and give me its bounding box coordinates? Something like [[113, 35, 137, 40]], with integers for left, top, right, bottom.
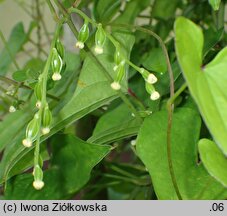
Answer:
[[113, 65, 118, 71], [111, 81, 121, 90], [22, 138, 32, 148], [33, 180, 44, 190], [94, 46, 103, 54], [147, 73, 158, 84], [120, 60, 126, 66], [52, 73, 62, 81], [9, 106, 16, 113], [150, 91, 160, 101], [75, 41, 84, 49], [131, 140, 136, 146], [42, 127, 50, 135], [36, 101, 42, 109]]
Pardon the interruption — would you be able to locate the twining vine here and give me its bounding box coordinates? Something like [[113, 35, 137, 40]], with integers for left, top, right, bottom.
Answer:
[[15, 0, 188, 199]]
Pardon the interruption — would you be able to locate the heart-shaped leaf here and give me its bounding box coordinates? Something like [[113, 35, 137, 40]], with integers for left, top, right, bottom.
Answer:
[[199, 138, 227, 187], [137, 108, 227, 199], [175, 17, 227, 155]]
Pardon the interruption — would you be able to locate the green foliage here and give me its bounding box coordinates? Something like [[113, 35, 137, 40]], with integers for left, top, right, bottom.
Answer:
[[93, 0, 121, 23], [175, 17, 227, 155], [152, 0, 180, 20], [89, 104, 141, 144], [0, 0, 227, 200], [142, 48, 167, 73], [5, 135, 111, 199], [199, 139, 227, 187], [137, 108, 227, 199]]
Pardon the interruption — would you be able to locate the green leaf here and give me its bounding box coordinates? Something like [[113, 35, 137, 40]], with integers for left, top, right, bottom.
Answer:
[[137, 108, 227, 199], [93, 104, 135, 135], [89, 104, 141, 144], [142, 48, 167, 73], [24, 58, 44, 80], [199, 139, 227, 187], [93, 0, 121, 23], [12, 70, 28, 82], [175, 17, 227, 155], [5, 135, 111, 199], [0, 110, 31, 151], [152, 0, 180, 20], [0, 23, 27, 75]]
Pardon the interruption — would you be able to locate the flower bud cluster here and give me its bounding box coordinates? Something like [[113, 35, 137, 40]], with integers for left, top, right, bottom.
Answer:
[[140, 68, 160, 101]]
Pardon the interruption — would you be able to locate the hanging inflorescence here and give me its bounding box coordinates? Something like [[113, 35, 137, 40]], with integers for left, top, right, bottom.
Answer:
[[73, 11, 160, 101], [21, 9, 161, 190], [22, 34, 65, 190]]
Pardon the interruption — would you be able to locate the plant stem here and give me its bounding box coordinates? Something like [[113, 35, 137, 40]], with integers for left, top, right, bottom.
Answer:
[[69, 7, 97, 26], [34, 133, 41, 167]]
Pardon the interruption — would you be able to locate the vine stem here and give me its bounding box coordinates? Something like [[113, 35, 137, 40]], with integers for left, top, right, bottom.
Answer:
[[108, 23, 183, 200], [167, 83, 187, 107], [49, 0, 143, 123]]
